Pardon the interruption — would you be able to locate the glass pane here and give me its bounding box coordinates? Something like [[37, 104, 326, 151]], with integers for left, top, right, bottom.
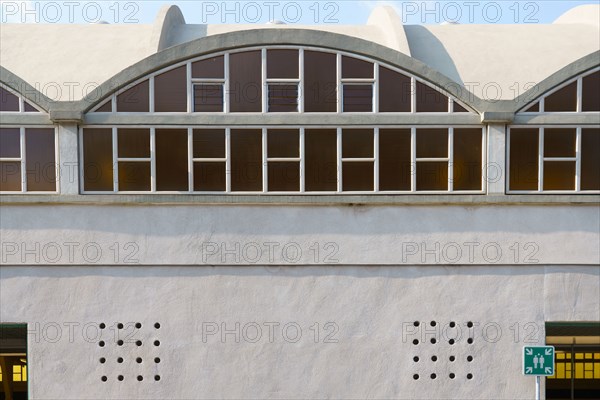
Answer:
[[231, 129, 262, 191], [83, 128, 113, 191], [524, 102, 539, 112], [343, 84, 372, 112], [0, 162, 21, 191], [268, 84, 298, 112], [0, 86, 19, 112], [416, 81, 448, 112], [156, 129, 188, 191], [155, 66, 187, 112], [0, 128, 20, 158], [582, 71, 600, 112], [417, 161, 448, 191], [267, 49, 299, 79], [116, 80, 149, 112], [544, 128, 576, 158], [94, 99, 112, 112], [544, 81, 576, 112], [194, 84, 223, 112], [544, 161, 575, 190], [193, 129, 225, 159], [453, 129, 482, 191], [268, 129, 298, 158], [417, 128, 448, 158], [268, 162, 300, 192], [581, 129, 600, 190], [305, 129, 337, 191], [194, 162, 226, 191], [26, 128, 56, 191], [118, 129, 150, 158], [342, 56, 373, 79], [192, 55, 224, 79], [509, 128, 539, 191], [119, 162, 150, 191], [229, 51, 262, 112], [23, 101, 38, 112], [343, 162, 373, 191], [379, 67, 411, 112], [304, 51, 337, 112], [342, 129, 373, 158], [379, 129, 411, 191], [453, 102, 469, 113]]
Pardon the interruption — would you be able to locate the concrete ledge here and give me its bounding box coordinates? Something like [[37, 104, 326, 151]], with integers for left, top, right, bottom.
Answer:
[[481, 111, 514, 123]]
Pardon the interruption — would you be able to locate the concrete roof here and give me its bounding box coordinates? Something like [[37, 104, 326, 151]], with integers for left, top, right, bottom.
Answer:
[[0, 4, 598, 103]]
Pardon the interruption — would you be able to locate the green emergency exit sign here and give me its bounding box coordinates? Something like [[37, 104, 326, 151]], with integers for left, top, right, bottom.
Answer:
[[523, 346, 555, 376]]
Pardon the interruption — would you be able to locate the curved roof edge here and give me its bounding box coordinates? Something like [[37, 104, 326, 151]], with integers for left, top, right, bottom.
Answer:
[[0, 65, 53, 113], [151, 5, 187, 52], [367, 6, 411, 56], [554, 5, 600, 27]]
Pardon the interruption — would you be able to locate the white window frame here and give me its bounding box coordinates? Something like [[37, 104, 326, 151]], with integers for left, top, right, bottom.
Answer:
[[0, 83, 45, 113]]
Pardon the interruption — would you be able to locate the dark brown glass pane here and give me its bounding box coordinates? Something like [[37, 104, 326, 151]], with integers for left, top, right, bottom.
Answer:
[[417, 162, 448, 191], [509, 128, 539, 191], [416, 81, 448, 112], [581, 129, 600, 190], [156, 129, 188, 191], [379, 129, 411, 191], [267, 49, 299, 79], [193, 129, 225, 159], [453, 102, 469, 113], [582, 71, 600, 112], [304, 51, 337, 112], [230, 51, 262, 112], [453, 129, 482, 191], [379, 67, 411, 113], [155, 66, 187, 112], [268, 129, 298, 158], [94, 99, 112, 112], [544, 161, 575, 190], [544, 81, 576, 112], [342, 56, 373, 79], [343, 162, 373, 191], [194, 84, 223, 112], [192, 56, 224, 79], [83, 128, 113, 191], [23, 101, 38, 112], [26, 128, 56, 191], [268, 162, 300, 192], [524, 102, 539, 112], [117, 80, 149, 112], [0, 86, 19, 112], [119, 162, 150, 191], [0, 162, 21, 191], [118, 129, 150, 158], [231, 129, 262, 191], [194, 162, 226, 191], [268, 84, 298, 112], [342, 129, 373, 158], [0, 128, 20, 157], [544, 128, 576, 158], [343, 85, 372, 112], [416, 129, 448, 158], [305, 129, 337, 191]]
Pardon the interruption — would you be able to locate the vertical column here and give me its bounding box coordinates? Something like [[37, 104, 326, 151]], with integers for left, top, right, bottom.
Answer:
[[486, 123, 506, 195], [57, 123, 80, 194]]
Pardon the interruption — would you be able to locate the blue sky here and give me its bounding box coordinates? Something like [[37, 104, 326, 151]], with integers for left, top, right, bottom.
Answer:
[[1, 1, 598, 24]]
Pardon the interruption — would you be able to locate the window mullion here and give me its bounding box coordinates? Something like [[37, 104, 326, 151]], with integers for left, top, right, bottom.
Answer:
[[150, 128, 156, 193], [112, 127, 118, 192], [373, 63, 379, 113], [575, 127, 582, 192], [300, 127, 305, 193], [225, 128, 231, 193], [262, 128, 267, 193], [188, 127, 193, 193], [186, 63, 193, 113], [224, 53, 230, 113], [411, 127, 416, 192], [261, 49, 267, 113], [448, 127, 454, 192], [337, 128, 342, 192], [374, 127, 380, 192], [20, 127, 26, 192], [538, 128, 544, 192], [299, 48, 304, 114], [336, 53, 342, 114]]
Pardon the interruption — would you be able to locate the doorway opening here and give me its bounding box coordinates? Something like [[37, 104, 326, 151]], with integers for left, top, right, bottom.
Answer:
[[0, 325, 28, 400]]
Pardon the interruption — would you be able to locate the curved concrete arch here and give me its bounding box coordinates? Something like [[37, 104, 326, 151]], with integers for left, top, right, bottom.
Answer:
[[0, 65, 53, 113]]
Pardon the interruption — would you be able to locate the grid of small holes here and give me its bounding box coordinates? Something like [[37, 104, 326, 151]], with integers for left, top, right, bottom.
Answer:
[[98, 322, 162, 382], [411, 321, 475, 381]]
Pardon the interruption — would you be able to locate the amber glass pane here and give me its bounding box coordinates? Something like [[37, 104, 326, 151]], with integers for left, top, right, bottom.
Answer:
[[118, 129, 150, 158], [193, 129, 225, 159], [0, 128, 20, 158], [0, 162, 21, 191], [509, 128, 539, 191], [417, 129, 448, 158], [155, 66, 187, 112], [379, 67, 411, 113], [194, 84, 223, 112], [117, 80, 149, 112], [268, 84, 298, 112], [342, 129, 373, 158], [379, 129, 411, 191], [453, 102, 469, 113], [581, 129, 600, 190], [417, 162, 448, 191], [267, 49, 299, 79], [343, 85, 372, 112], [268, 162, 300, 192], [231, 129, 262, 191], [524, 102, 539, 112], [155, 129, 188, 191], [304, 51, 337, 112], [544, 81, 576, 112], [544, 161, 575, 190], [544, 128, 576, 158], [582, 71, 600, 112], [26, 128, 56, 191], [119, 162, 150, 191], [83, 128, 113, 191], [23, 101, 38, 112], [416, 81, 448, 112], [343, 162, 373, 191], [230, 51, 262, 112], [194, 162, 226, 191], [305, 129, 337, 191], [0, 86, 19, 112], [342, 56, 373, 79], [453, 129, 482, 191], [94, 100, 112, 112], [268, 129, 298, 158], [192, 56, 224, 79]]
